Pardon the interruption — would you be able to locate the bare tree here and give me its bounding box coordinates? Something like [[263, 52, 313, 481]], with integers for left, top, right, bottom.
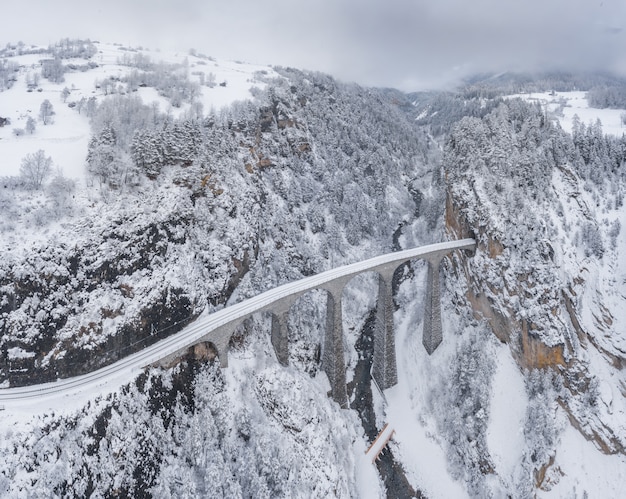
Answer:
[[76, 96, 86, 114], [41, 57, 65, 83], [46, 169, 76, 215], [85, 96, 97, 117], [20, 150, 53, 189], [26, 116, 36, 134], [39, 99, 55, 125]]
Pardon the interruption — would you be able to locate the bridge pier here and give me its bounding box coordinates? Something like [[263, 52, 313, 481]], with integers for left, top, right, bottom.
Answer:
[[209, 324, 232, 368], [372, 272, 398, 390], [271, 310, 290, 366], [422, 257, 443, 354], [215, 341, 229, 367], [323, 290, 348, 408]]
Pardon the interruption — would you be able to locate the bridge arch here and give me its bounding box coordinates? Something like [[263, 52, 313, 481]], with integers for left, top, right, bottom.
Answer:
[[265, 268, 400, 408], [188, 340, 220, 363]]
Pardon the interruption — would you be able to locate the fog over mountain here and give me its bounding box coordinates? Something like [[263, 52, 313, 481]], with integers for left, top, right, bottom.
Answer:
[[2, 0, 626, 90]]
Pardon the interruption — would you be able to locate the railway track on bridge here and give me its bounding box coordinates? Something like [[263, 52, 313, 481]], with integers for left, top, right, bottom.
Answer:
[[0, 238, 475, 411]]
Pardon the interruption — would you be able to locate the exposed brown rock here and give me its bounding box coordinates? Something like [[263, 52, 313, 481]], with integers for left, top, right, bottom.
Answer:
[[559, 398, 626, 455], [563, 290, 624, 369], [519, 320, 566, 369], [201, 174, 224, 196], [445, 191, 474, 240], [535, 454, 562, 490], [277, 118, 296, 129], [257, 156, 274, 168], [487, 238, 504, 258], [465, 290, 511, 343], [191, 341, 218, 362]]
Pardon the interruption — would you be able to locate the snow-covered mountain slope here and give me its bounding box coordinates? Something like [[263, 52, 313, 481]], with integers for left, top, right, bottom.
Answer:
[[444, 98, 626, 496], [2, 38, 626, 498], [0, 39, 451, 496]]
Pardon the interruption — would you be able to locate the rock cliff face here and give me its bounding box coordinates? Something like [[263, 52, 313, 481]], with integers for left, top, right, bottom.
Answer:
[[446, 184, 626, 457], [445, 190, 566, 371], [443, 101, 626, 457]]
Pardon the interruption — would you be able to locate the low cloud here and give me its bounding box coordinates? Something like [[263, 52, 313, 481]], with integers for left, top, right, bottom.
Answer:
[[3, 0, 625, 91]]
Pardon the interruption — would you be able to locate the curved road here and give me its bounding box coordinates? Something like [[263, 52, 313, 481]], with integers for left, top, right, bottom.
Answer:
[[0, 239, 475, 413]]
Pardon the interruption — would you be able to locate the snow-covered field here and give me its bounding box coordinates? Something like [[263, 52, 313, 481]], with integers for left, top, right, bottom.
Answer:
[[0, 42, 277, 180], [0, 79, 90, 180], [0, 41, 280, 261], [508, 90, 626, 136]]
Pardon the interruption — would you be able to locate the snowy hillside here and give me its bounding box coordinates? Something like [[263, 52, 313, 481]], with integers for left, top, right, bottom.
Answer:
[[0, 40, 278, 179], [507, 90, 626, 137], [444, 99, 626, 497], [2, 39, 626, 498]]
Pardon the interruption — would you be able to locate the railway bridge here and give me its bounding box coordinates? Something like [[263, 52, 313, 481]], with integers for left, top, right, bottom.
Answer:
[[156, 238, 476, 408], [0, 239, 476, 410]]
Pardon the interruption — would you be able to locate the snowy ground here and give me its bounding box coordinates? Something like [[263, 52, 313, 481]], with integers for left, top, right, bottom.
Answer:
[[486, 346, 528, 489], [0, 76, 91, 180], [539, 424, 626, 498], [508, 91, 626, 136], [0, 42, 277, 180], [379, 265, 470, 498]]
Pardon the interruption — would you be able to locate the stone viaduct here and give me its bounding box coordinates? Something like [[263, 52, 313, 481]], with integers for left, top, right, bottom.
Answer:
[[155, 239, 476, 408]]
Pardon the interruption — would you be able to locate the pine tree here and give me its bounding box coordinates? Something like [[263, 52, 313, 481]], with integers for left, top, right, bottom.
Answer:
[[87, 124, 125, 186], [131, 129, 165, 178]]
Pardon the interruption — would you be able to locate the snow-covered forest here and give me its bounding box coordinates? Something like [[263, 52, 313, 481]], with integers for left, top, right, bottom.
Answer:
[[1, 39, 626, 498]]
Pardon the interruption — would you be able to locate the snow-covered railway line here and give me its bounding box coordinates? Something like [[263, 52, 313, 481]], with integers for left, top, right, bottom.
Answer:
[[0, 239, 475, 410]]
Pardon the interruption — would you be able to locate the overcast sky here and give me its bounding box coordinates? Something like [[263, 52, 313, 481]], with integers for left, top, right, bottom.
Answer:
[[2, 0, 625, 90]]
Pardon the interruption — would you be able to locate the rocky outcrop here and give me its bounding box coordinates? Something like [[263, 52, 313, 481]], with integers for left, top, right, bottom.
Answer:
[[445, 190, 566, 370], [445, 184, 625, 458]]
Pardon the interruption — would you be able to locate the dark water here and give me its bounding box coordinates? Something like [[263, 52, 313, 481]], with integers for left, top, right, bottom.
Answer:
[[347, 311, 425, 499]]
